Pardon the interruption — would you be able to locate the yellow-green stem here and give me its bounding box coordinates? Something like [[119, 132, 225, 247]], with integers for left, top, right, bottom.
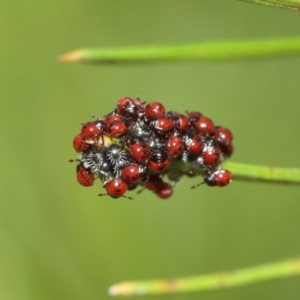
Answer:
[[223, 162, 300, 185], [239, 0, 300, 10], [59, 37, 300, 64], [168, 159, 300, 185], [109, 257, 300, 296]]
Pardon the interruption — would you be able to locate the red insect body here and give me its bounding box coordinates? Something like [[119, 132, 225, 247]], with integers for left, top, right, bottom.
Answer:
[[105, 178, 128, 198], [205, 170, 232, 187], [167, 134, 184, 157], [187, 111, 202, 123], [193, 116, 214, 134], [221, 144, 234, 158], [155, 182, 173, 199], [73, 134, 88, 153], [145, 102, 166, 119], [129, 138, 150, 162], [214, 127, 233, 147], [149, 149, 169, 173], [168, 111, 189, 132], [77, 166, 94, 187], [81, 122, 101, 140], [184, 133, 203, 155], [105, 114, 127, 137], [121, 164, 145, 183], [150, 116, 174, 133], [202, 147, 221, 165]]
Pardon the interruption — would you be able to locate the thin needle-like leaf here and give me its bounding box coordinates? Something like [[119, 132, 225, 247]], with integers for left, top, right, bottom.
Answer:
[[108, 257, 300, 296], [58, 37, 300, 64], [239, 0, 300, 10]]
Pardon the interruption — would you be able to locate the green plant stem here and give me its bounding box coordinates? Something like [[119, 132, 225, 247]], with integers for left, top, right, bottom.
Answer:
[[222, 162, 300, 185], [108, 257, 300, 296], [167, 159, 300, 185], [239, 0, 300, 10], [58, 37, 300, 64]]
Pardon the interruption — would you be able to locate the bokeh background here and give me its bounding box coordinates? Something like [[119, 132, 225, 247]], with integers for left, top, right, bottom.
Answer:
[[1, 1, 300, 299]]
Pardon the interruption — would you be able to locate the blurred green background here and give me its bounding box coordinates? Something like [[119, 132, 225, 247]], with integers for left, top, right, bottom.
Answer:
[[1, 1, 300, 299]]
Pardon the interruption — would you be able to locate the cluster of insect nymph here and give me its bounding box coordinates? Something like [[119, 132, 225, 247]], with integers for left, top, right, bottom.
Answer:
[[71, 97, 234, 200]]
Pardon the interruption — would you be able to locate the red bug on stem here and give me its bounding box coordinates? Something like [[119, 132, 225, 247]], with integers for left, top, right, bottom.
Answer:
[[145, 101, 166, 119], [73, 134, 88, 153], [77, 165, 94, 187], [81, 122, 102, 140], [129, 137, 150, 163], [99, 178, 133, 200]]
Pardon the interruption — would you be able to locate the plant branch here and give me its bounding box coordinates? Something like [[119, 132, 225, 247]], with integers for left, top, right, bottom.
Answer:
[[239, 0, 300, 10], [108, 257, 300, 296], [167, 159, 300, 185], [58, 37, 300, 64], [223, 162, 300, 185]]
